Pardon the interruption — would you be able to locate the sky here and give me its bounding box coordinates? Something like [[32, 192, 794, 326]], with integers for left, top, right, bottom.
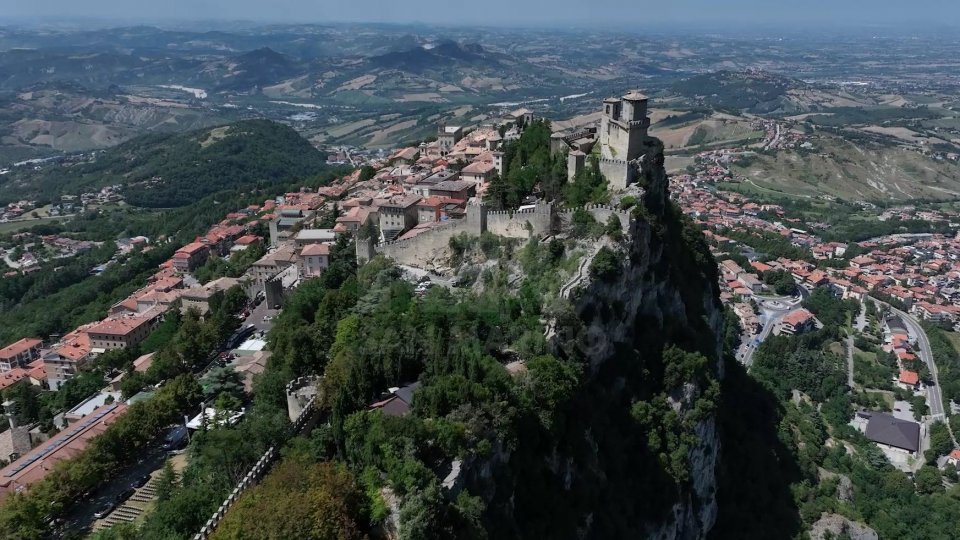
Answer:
[[2, 0, 959, 28]]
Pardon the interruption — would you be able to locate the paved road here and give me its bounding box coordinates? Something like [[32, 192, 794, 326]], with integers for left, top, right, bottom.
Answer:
[[889, 307, 946, 420], [741, 292, 805, 368], [58, 443, 168, 537], [882, 307, 959, 446]]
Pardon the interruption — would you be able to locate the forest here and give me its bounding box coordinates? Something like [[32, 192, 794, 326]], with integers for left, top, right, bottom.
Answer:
[[0, 120, 329, 208]]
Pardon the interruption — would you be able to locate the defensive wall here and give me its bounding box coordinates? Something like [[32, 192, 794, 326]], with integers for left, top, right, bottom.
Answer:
[[194, 391, 318, 540], [358, 201, 630, 268]]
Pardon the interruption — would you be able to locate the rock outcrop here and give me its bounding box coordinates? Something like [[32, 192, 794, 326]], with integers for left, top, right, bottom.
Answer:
[[460, 137, 724, 539]]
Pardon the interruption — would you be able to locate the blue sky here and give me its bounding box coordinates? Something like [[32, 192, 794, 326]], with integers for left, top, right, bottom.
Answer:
[[3, 0, 959, 27]]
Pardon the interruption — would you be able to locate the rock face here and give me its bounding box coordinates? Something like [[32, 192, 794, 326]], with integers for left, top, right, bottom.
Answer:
[[810, 513, 879, 540], [564, 139, 723, 538], [460, 137, 724, 539]]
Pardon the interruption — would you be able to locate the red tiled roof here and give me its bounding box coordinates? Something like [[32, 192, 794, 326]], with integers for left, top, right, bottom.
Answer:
[[899, 370, 919, 386], [782, 309, 814, 327], [301, 244, 331, 256], [0, 338, 42, 360]]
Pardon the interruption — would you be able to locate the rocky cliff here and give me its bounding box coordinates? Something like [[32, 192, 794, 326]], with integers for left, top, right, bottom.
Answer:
[[465, 138, 725, 539]]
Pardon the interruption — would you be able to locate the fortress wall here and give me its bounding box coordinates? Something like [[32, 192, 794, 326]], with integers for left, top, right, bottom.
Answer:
[[486, 202, 553, 238], [377, 218, 475, 266], [599, 158, 631, 190], [560, 203, 631, 232]]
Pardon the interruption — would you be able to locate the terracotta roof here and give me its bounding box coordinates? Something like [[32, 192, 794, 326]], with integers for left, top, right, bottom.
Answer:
[[782, 309, 814, 327], [899, 370, 919, 385], [0, 338, 42, 360], [86, 316, 152, 338], [0, 403, 128, 500], [301, 244, 331, 257], [0, 368, 28, 391], [175, 242, 208, 256]]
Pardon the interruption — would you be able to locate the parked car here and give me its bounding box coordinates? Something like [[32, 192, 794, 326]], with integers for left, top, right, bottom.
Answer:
[[116, 488, 135, 502], [134, 475, 150, 488], [94, 502, 115, 519]]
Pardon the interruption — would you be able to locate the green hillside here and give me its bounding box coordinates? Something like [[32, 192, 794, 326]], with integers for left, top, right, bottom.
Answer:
[[0, 120, 327, 207]]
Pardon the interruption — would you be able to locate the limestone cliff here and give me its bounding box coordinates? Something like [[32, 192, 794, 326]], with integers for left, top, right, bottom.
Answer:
[[464, 138, 725, 539]]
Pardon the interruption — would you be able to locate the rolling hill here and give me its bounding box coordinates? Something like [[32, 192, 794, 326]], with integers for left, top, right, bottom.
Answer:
[[0, 120, 328, 207]]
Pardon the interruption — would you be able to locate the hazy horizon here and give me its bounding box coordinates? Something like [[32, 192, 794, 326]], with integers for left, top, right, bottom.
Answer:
[[3, 0, 960, 30]]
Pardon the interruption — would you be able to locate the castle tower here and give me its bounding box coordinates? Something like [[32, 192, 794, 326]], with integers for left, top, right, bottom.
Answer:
[[595, 90, 653, 190]]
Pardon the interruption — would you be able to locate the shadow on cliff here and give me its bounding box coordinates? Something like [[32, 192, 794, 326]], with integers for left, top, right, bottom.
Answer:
[[709, 356, 802, 539]]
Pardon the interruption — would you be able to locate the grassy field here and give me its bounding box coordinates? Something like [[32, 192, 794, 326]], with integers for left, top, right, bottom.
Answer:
[[0, 215, 70, 234]]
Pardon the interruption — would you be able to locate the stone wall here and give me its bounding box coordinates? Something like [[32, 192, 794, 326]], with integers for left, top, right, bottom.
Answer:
[[485, 201, 553, 238], [599, 157, 632, 190], [370, 202, 554, 267], [378, 218, 477, 267], [559, 203, 631, 232]]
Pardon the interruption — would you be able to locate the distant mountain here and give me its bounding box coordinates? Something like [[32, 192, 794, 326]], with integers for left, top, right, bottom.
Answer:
[[0, 120, 327, 207], [212, 47, 304, 92], [367, 40, 502, 72]]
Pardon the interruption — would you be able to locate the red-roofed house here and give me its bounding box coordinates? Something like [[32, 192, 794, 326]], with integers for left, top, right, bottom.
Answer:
[[780, 309, 816, 336], [172, 242, 210, 272], [299, 244, 331, 277], [0, 338, 42, 372], [897, 370, 920, 391], [0, 403, 128, 501], [86, 316, 157, 352]]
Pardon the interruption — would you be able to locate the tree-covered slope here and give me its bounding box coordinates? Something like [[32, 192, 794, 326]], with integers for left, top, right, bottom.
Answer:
[[0, 119, 327, 207]]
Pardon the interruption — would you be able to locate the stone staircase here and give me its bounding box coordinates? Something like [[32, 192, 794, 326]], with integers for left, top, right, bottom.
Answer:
[[92, 472, 171, 531]]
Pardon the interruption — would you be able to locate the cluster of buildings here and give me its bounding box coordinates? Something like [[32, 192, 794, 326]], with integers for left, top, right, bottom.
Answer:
[[674, 173, 960, 332], [1, 233, 103, 274]]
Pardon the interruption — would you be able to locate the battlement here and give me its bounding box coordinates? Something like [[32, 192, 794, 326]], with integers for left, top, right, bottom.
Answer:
[[599, 157, 630, 165]]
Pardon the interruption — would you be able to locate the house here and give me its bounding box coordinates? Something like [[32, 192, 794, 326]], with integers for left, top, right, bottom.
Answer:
[[172, 242, 210, 272], [862, 411, 920, 454], [391, 147, 421, 165], [334, 206, 377, 234], [460, 161, 496, 186], [230, 235, 262, 253], [0, 338, 42, 372], [293, 229, 337, 249], [947, 448, 960, 466], [368, 382, 420, 417], [737, 273, 763, 294], [47, 330, 94, 390], [0, 403, 128, 500], [85, 315, 158, 352], [269, 207, 315, 247], [252, 245, 298, 286], [426, 179, 475, 200], [377, 195, 422, 242], [897, 370, 920, 391], [180, 277, 243, 315], [780, 308, 816, 336], [300, 244, 331, 277], [0, 369, 29, 393]]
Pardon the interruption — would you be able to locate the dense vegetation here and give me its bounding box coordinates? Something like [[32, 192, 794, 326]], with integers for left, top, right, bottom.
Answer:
[[0, 120, 328, 207], [723, 285, 960, 539]]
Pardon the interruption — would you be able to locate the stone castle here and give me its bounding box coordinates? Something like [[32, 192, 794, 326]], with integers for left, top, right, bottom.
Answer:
[[358, 91, 655, 267], [558, 90, 656, 190]]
